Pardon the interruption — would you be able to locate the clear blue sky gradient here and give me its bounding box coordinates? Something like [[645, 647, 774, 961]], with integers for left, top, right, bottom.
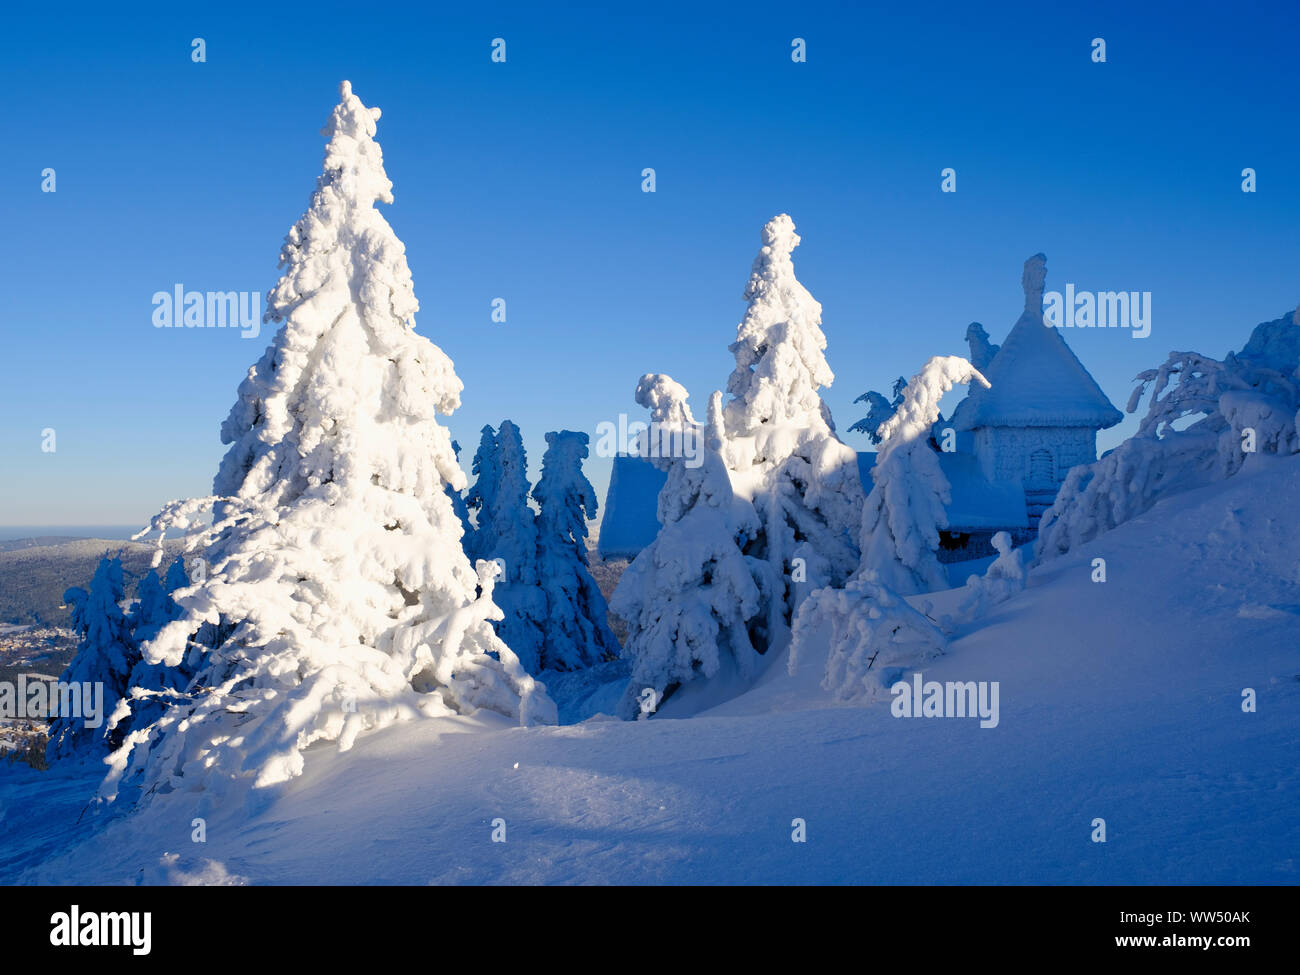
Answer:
[[2, 0, 1297, 527]]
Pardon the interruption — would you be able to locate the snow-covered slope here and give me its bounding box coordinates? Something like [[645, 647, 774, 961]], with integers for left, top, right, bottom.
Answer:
[[5, 456, 1297, 884]]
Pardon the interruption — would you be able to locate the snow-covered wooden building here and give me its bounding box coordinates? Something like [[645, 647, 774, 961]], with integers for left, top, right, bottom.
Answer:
[[947, 253, 1122, 535]]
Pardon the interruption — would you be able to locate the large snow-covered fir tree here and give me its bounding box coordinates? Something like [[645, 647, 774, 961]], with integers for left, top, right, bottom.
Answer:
[[465, 420, 547, 673], [611, 215, 860, 711], [532, 430, 621, 670], [106, 81, 553, 800], [1037, 307, 1300, 561], [47, 556, 138, 760], [611, 375, 770, 718], [859, 355, 989, 595], [719, 214, 863, 641]]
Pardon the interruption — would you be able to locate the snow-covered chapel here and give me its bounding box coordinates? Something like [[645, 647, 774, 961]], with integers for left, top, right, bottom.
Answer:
[[943, 253, 1123, 542], [598, 253, 1122, 563]]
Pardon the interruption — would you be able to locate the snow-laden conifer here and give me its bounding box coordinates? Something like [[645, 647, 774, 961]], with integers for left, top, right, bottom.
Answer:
[[720, 214, 863, 636], [789, 359, 983, 701], [470, 420, 547, 672], [964, 323, 999, 372], [859, 355, 989, 595], [790, 570, 947, 703], [849, 376, 905, 445], [1037, 308, 1300, 560], [611, 376, 768, 717], [445, 439, 473, 543], [951, 531, 1027, 622], [107, 82, 553, 799], [464, 425, 501, 560], [47, 557, 137, 760], [533, 430, 621, 670], [108, 558, 193, 740]]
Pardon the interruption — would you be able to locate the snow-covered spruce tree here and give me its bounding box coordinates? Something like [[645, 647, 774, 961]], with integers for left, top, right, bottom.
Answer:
[[965, 322, 999, 372], [788, 358, 981, 700], [789, 570, 947, 703], [464, 424, 500, 560], [720, 214, 864, 639], [46, 556, 138, 760], [127, 559, 187, 654], [1036, 307, 1300, 562], [106, 81, 553, 800], [469, 420, 547, 673], [611, 375, 770, 718], [859, 356, 990, 595], [532, 430, 621, 670], [950, 530, 1026, 623], [108, 558, 193, 741], [849, 376, 905, 445], [445, 439, 473, 543], [462, 422, 550, 672]]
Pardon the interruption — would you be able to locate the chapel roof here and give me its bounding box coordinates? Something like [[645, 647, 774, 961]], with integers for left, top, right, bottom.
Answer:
[[951, 254, 1124, 431]]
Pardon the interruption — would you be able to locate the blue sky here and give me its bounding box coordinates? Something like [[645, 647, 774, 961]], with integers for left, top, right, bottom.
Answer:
[[1, 0, 1297, 528]]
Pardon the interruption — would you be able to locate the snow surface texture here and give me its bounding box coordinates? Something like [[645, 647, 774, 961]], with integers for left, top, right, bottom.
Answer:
[[927, 453, 1028, 530], [1037, 308, 1300, 562], [10, 454, 1298, 884], [859, 355, 989, 595], [105, 82, 554, 803]]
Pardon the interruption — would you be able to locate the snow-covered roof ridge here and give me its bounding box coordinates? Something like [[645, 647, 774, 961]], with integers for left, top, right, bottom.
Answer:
[[952, 253, 1123, 431]]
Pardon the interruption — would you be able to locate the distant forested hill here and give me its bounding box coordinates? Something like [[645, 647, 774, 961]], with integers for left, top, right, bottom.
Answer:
[[0, 539, 185, 625]]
